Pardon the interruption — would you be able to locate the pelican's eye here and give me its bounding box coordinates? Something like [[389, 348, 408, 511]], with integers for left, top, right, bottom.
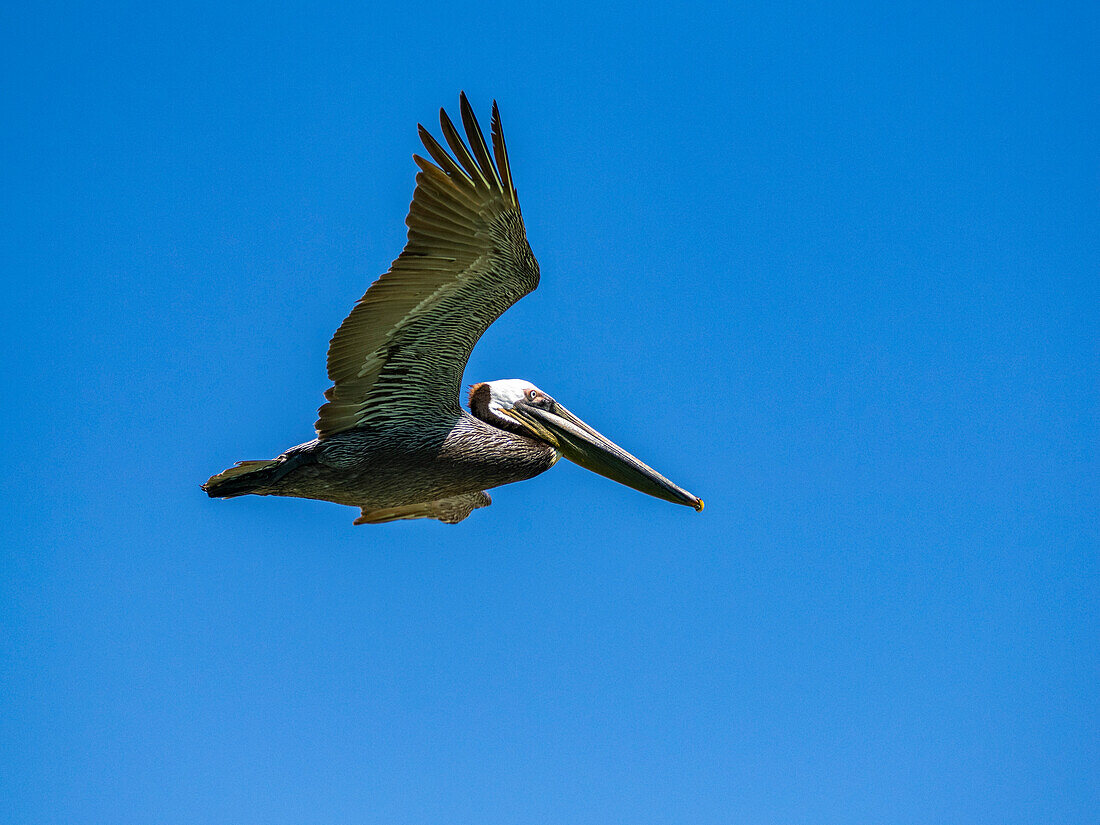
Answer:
[[526, 389, 539, 402]]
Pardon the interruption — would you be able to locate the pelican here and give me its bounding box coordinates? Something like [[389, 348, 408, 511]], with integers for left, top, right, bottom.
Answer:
[[203, 94, 702, 524]]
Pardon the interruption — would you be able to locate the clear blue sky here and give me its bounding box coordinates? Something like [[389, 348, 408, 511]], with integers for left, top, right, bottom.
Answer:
[[2, 1, 1096, 823]]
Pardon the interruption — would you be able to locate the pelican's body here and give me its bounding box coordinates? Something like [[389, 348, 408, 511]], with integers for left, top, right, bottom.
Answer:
[[204, 97, 701, 524], [224, 413, 556, 523]]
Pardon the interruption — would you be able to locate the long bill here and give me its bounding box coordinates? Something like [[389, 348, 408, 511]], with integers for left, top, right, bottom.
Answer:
[[506, 400, 703, 511]]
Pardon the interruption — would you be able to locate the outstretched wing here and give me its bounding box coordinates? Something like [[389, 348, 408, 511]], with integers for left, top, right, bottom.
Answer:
[[316, 93, 539, 438]]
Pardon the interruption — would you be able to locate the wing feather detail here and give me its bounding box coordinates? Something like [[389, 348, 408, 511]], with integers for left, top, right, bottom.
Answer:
[[440, 106, 490, 188], [416, 132, 473, 185], [315, 94, 539, 439], [460, 95, 504, 193], [490, 103, 518, 208]]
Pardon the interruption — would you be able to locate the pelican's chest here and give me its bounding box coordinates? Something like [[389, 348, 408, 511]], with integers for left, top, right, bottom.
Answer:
[[436, 418, 557, 485]]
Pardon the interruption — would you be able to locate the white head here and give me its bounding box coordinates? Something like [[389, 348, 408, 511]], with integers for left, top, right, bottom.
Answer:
[[467, 379, 549, 429]]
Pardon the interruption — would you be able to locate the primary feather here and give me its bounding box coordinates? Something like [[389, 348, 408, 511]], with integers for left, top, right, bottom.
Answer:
[[316, 92, 538, 438]]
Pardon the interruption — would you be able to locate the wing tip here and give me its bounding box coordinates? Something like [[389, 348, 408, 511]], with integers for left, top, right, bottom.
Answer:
[[423, 93, 513, 200]]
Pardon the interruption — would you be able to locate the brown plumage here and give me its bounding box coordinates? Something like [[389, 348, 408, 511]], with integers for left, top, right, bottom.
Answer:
[[203, 94, 704, 524], [316, 97, 537, 437], [204, 95, 553, 524]]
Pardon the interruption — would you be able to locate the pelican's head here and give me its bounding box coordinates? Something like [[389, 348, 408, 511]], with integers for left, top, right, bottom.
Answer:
[[468, 379, 703, 511]]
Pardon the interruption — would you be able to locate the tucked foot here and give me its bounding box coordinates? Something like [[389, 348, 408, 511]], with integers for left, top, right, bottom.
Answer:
[[352, 491, 492, 525]]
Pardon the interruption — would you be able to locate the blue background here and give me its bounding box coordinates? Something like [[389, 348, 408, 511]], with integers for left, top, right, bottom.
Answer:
[[2, 2, 1097, 822]]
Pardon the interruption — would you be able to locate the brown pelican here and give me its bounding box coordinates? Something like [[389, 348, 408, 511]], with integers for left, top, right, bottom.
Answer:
[[203, 94, 702, 524]]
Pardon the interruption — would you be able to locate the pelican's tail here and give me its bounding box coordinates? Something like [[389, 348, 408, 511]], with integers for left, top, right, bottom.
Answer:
[[203, 458, 284, 498]]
